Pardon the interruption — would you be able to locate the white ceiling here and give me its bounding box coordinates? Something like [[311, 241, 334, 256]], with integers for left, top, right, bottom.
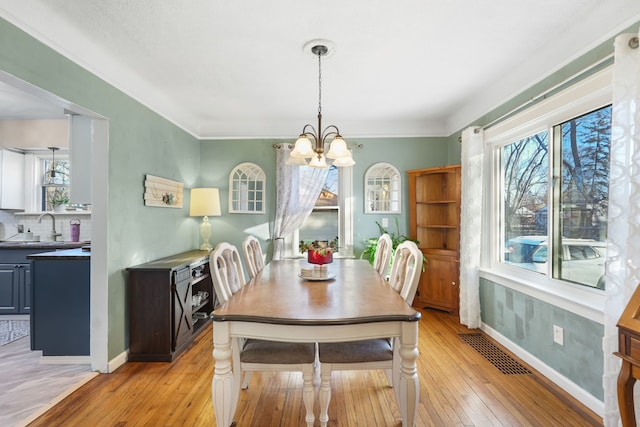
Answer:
[[0, 1, 639, 139]]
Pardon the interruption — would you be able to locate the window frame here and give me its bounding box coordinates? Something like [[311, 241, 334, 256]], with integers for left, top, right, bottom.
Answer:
[[482, 67, 612, 317], [22, 151, 70, 213], [286, 164, 354, 258]]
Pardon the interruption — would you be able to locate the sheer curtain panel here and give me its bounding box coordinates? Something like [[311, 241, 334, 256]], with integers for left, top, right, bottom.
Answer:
[[459, 127, 484, 328], [272, 144, 328, 260], [603, 30, 640, 426]]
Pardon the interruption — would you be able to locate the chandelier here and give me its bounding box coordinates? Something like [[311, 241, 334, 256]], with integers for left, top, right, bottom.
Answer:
[[288, 41, 355, 168]]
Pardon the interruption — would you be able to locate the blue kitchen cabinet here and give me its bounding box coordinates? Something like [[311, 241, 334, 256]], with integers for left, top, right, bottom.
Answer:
[[28, 249, 90, 356]]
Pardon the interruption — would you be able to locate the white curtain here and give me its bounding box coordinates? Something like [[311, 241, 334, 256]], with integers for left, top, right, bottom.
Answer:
[[272, 145, 329, 260], [459, 126, 484, 328], [603, 31, 640, 426]]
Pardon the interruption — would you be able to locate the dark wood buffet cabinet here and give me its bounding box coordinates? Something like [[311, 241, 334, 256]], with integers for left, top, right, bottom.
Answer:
[[127, 250, 214, 362]]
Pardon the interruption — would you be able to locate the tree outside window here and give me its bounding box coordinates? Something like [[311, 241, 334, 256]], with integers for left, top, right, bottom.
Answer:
[[42, 158, 70, 211], [502, 105, 611, 289]]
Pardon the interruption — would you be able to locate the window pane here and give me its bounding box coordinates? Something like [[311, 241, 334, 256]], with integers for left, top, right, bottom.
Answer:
[[43, 159, 70, 185], [502, 130, 549, 273], [298, 164, 340, 252], [320, 165, 339, 207], [558, 105, 610, 288], [41, 159, 71, 211], [299, 209, 338, 243]]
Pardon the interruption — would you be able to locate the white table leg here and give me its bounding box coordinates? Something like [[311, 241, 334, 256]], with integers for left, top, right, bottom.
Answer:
[[319, 363, 332, 427], [398, 321, 419, 427], [212, 322, 235, 427], [302, 364, 316, 427]]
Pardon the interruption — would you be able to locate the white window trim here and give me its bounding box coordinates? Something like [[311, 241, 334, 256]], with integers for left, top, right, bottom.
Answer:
[[288, 164, 354, 258], [481, 66, 612, 323], [22, 151, 70, 213]]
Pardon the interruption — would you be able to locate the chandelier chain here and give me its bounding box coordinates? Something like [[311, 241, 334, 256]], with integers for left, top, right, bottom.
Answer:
[[317, 50, 322, 116]]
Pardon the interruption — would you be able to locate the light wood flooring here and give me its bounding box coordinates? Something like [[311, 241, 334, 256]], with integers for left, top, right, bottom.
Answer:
[[27, 309, 602, 426], [0, 334, 96, 427]]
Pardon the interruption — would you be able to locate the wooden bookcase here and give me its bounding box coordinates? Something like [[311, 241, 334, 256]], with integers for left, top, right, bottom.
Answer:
[[408, 165, 461, 313]]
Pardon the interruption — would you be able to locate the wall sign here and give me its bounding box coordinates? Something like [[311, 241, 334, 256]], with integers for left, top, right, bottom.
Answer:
[[144, 174, 183, 208]]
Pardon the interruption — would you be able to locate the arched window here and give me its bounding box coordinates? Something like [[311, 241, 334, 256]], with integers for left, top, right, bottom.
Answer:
[[229, 162, 266, 214], [364, 162, 401, 213]]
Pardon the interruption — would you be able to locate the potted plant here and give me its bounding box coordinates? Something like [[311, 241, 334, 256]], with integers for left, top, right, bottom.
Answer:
[[299, 237, 338, 265], [50, 189, 69, 211], [361, 218, 426, 269]]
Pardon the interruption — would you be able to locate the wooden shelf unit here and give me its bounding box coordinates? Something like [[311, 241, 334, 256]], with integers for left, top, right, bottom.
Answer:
[[126, 250, 214, 362], [408, 165, 461, 313]]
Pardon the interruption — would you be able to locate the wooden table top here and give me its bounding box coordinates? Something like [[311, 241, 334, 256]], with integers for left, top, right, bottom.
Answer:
[[212, 259, 421, 325]]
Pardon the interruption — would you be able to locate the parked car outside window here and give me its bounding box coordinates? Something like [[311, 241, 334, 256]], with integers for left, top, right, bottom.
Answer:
[[505, 236, 606, 289]]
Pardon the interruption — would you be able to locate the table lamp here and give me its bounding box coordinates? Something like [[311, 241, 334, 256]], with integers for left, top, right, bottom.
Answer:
[[190, 188, 221, 251]]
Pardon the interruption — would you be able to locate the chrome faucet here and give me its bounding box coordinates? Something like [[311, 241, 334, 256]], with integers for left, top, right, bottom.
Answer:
[[38, 212, 62, 241]]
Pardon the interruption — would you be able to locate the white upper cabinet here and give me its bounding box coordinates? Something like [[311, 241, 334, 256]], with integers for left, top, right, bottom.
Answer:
[[69, 115, 92, 204], [0, 149, 25, 210]]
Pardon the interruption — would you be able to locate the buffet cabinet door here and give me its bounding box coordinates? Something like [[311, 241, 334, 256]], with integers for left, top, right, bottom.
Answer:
[[173, 268, 193, 351]]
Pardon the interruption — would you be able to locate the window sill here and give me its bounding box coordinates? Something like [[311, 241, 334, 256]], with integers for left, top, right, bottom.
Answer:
[[480, 266, 605, 324]]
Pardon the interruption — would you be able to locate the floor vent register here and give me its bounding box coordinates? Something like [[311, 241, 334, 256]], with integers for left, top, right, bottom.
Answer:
[[459, 333, 532, 375]]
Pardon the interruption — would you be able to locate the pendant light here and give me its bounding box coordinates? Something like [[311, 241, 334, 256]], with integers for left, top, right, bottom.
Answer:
[[44, 146, 59, 183], [289, 40, 355, 168]]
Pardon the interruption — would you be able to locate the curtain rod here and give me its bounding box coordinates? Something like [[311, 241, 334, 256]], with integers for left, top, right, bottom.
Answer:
[[457, 52, 618, 143], [272, 143, 364, 149]]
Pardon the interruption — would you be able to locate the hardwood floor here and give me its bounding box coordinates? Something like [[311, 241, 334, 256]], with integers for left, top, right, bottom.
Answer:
[[27, 309, 602, 426]]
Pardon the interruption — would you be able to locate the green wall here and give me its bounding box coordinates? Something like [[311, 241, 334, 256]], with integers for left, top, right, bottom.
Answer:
[[480, 278, 604, 400], [464, 19, 640, 404], [0, 17, 455, 362], [199, 136, 452, 263], [0, 18, 201, 359]]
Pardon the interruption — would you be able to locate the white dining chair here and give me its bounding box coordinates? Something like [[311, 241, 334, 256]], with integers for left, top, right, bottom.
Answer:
[[316, 240, 423, 427], [373, 233, 393, 277], [209, 242, 316, 427], [388, 239, 423, 302], [210, 242, 247, 306], [242, 234, 265, 279]]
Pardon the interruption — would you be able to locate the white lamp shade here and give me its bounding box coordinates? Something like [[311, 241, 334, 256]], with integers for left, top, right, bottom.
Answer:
[[189, 188, 221, 217], [308, 154, 329, 168], [286, 155, 308, 166], [333, 152, 355, 167], [290, 136, 314, 158], [326, 137, 350, 159]]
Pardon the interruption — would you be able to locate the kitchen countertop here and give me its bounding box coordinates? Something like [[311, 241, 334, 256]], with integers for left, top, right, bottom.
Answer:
[[27, 248, 90, 260], [0, 241, 88, 250]]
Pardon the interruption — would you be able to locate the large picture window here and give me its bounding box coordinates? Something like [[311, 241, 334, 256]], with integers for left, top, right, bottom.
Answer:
[[501, 105, 611, 289]]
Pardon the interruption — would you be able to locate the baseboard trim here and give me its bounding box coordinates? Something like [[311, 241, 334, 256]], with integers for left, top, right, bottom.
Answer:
[[481, 323, 604, 418], [107, 349, 128, 373]]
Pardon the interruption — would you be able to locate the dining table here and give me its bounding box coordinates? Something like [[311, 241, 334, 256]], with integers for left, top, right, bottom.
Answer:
[[211, 258, 421, 426]]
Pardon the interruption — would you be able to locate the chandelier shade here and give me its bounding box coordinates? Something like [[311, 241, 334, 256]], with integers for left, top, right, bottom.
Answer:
[[325, 137, 349, 159], [290, 41, 355, 168]]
